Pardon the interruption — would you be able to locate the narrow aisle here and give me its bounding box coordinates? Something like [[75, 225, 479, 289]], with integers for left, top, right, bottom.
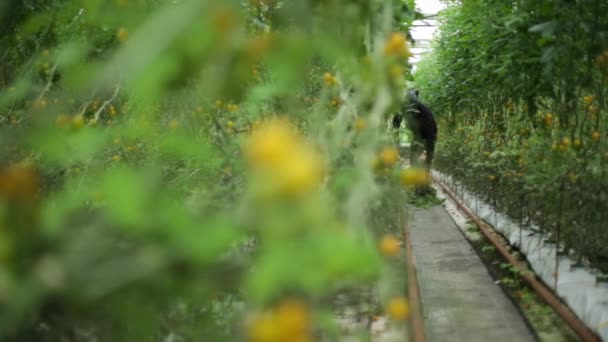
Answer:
[[408, 205, 535, 342]]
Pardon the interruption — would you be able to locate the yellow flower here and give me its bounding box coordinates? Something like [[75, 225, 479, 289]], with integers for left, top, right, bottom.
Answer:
[[488, 175, 497, 182], [323, 72, 337, 86], [400, 167, 430, 187], [111, 155, 121, 162], [583, 95, 595, 106], [379, 234, 401, 257], [562, 137, 571, 147], [379, 146, 399, 167], [277, 151, 324, 197], [275, 299, 311, 340], [244, 119, 324, 198], [245, 119, 297, 168], [384, 32, 410, 57], [72, 115, 85, 130], [330, 96, 341, 107], [386, 297, 410, 321], [592, 131, 601, 142], [588, 105, 599, 114], [354, 118, 366, 133], [116, 27, 129, 43], [573, 139, 582, 148], [543, 113, 553, 126], [247, 299, 312, 342], [248, 313, 280, 342]]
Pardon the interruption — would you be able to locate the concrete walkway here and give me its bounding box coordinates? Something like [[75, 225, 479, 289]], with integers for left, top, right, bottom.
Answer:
[[408, 205, 536, 342]]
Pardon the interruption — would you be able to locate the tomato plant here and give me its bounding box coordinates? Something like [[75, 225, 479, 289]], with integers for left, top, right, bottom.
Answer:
[[416, 0, 608, 270], [0, 0, 421, 340]]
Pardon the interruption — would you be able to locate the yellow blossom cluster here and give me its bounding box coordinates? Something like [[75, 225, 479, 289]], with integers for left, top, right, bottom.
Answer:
[[247, 299, 312, 342], [244, 118, 325, 198]]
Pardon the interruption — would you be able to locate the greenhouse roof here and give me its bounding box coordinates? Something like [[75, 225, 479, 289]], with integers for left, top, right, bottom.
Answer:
[[410, 0, 445, 71]]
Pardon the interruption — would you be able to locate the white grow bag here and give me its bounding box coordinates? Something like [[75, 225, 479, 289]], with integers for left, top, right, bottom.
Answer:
[[433, 171, 608, 341]]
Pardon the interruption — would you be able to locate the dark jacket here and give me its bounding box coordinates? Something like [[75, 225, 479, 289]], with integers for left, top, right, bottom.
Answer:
[[393, 100, 437, 145]]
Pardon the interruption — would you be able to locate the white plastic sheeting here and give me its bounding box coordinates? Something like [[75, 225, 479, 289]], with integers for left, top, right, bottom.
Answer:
[[433, 171, 608, 341]]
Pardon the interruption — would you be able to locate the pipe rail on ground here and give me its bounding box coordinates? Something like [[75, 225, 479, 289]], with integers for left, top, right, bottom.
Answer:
[[434, 176, 600, 342]]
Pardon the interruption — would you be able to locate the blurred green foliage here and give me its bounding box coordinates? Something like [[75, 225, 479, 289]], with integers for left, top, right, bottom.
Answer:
[[0, 0, 420, 340]]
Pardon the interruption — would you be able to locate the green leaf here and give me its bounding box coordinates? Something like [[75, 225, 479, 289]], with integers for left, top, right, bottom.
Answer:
[[170, 215, 241, 263], [99, 167, 152, 227], [528, 21, 557, 35], [30, 128, 108, 165]]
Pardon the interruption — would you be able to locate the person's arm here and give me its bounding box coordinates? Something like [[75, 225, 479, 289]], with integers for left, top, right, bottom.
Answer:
[[392, 113, 403, 129]]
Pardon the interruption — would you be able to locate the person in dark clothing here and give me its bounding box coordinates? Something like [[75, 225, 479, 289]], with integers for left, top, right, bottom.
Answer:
[[392, 89, 438, 169]]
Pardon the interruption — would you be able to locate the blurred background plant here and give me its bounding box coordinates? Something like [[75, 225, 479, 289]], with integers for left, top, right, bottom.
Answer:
[[0, 0, 423, 340]]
